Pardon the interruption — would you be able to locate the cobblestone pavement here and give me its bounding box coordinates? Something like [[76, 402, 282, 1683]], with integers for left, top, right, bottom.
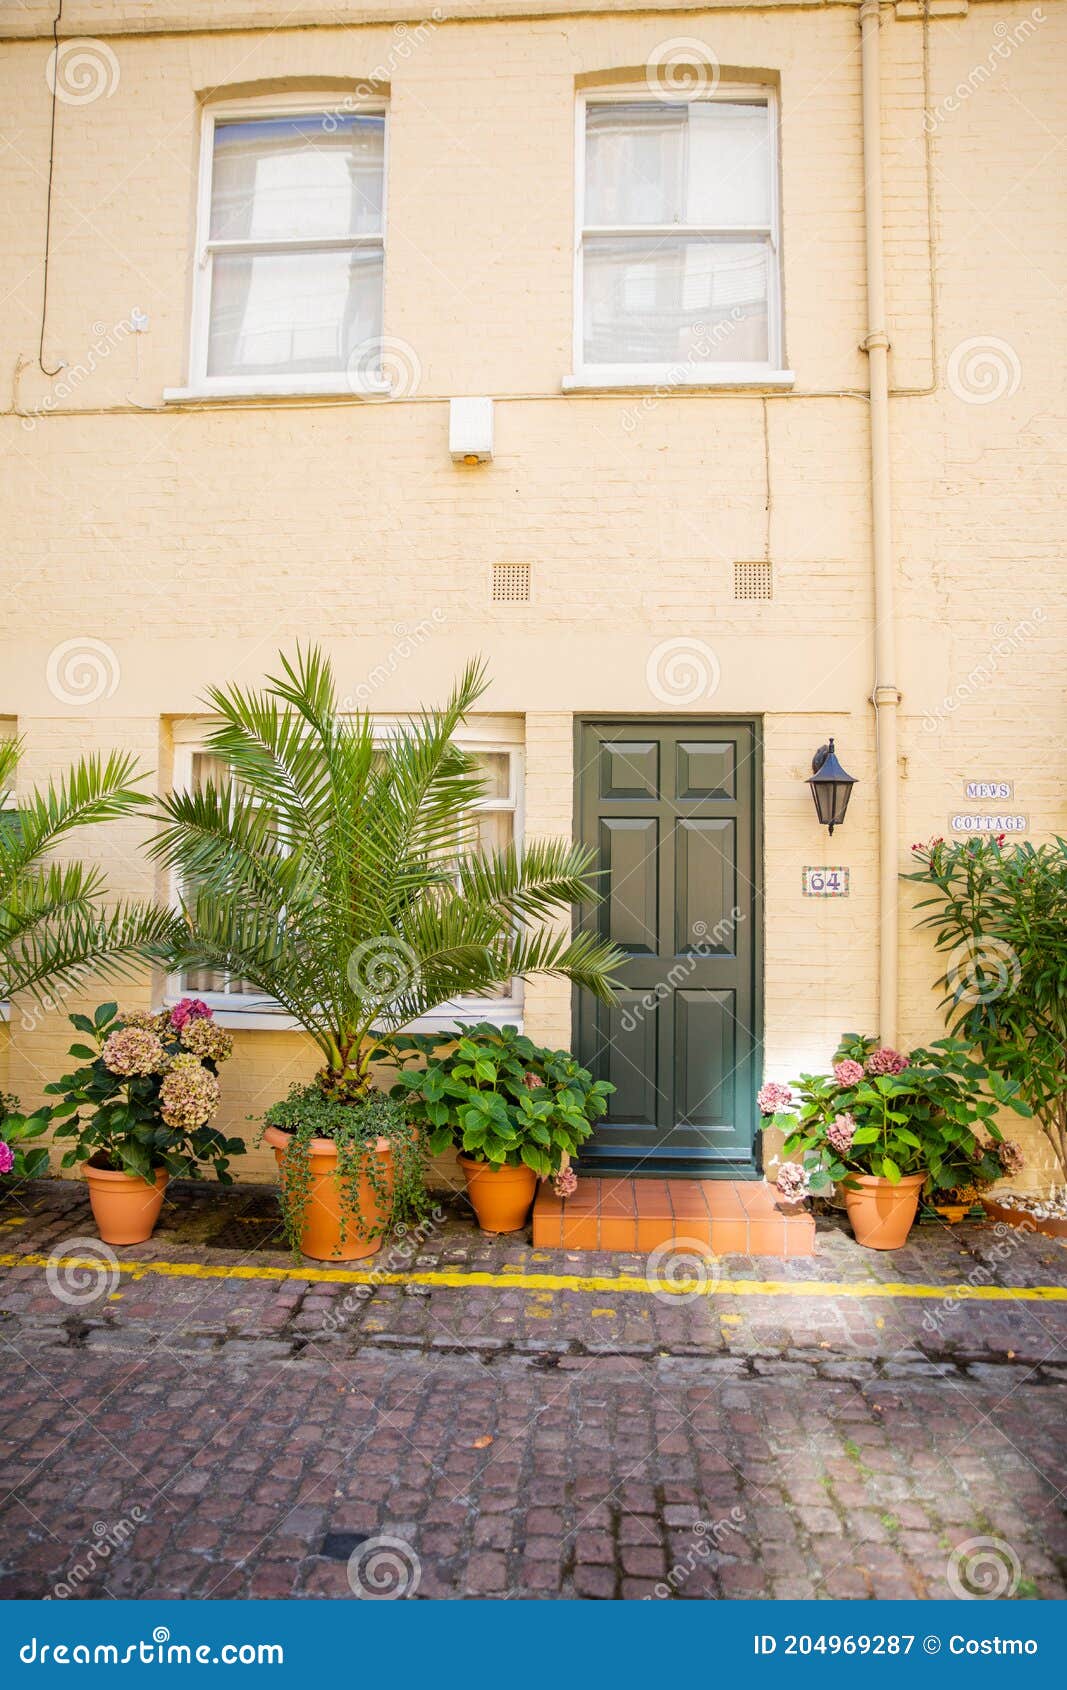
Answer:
[[1, 1179, 1066, 1601]]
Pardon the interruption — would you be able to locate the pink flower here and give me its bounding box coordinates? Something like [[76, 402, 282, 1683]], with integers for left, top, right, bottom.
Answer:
[[826, 1112, 856, 1154], [865, 1046, 908, 1076], [833, 1059, 865, 1087], [170, 997, 212, 1031], [159, 1054, 220, 1131], [775, 1163, 810, 1201], [554, 1166, 578, 1199], [0, 1141, 13, 1176], [102, 1027, 167, 1077], [995, 1140, 1025, 1177], [757, 1081, 793, 1117]]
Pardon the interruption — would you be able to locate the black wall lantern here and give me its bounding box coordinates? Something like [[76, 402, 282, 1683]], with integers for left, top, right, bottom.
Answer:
[[808, 738, 857, 835]]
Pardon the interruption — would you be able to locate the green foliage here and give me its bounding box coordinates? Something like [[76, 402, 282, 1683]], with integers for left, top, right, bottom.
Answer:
[[770, 1032, 1029, 1195], [906, 835, 1067, 1174], [382, 1022, 613, 1176], [0, 737, 181, 1004], [0, 1101, 51, 1182], [46, 1002, 245, 1182], [263, 1082, 427, 1253], [148, 648, 623, 1092]]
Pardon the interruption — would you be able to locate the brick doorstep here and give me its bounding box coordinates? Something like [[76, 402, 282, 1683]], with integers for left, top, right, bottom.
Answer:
[[532, 1178, 815, 1258]]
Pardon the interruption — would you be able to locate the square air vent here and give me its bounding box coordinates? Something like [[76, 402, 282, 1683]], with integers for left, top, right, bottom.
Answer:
[[734, 560, 773, 600], [491, 562, 531, 602]]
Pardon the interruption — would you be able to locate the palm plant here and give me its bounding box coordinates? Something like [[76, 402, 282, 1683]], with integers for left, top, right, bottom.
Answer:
[[149, 649, 623, 1094], [0, 738, 180, 1004]]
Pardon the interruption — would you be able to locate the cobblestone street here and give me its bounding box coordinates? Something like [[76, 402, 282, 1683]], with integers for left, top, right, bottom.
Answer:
[[1, 1181, 1066, 1601]]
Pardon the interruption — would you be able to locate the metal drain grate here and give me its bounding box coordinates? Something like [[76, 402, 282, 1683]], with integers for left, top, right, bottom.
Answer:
[[733, 560, 773, 600], [491, 561, 531, 602], [204, 1205, 287, 1253]]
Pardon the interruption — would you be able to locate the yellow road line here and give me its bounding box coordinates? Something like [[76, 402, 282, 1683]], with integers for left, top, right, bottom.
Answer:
[[2, 1250, 1067, 1303]]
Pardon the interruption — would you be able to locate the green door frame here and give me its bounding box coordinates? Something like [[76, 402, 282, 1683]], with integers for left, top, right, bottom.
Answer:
[[571, 714, 765, 1178]]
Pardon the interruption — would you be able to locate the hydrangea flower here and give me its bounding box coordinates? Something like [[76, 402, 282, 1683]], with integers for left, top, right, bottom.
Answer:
[[865, 1046, 907, 1076], [757, 1081, 793, 1116], [775, 1163, 810, 1201], [180, 1017, 233, 1063], [832, 1059, 865, 1087], [995, 1139, 1025, 1177], [0, 1142, 13, 1176], [554, 1165, 578, 1199], [826, 1112, 856, 1154], [159, 1053, 220, 1131], [169, 997, 212, 1031], [102, 1027, 167, 1077]]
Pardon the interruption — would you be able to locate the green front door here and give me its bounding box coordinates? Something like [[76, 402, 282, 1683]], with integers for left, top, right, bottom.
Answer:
[[574, 718, 762, 1176]]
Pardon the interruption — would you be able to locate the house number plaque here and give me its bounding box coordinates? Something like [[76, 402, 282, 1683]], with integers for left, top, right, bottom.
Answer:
[[802, 866, 850, 897]]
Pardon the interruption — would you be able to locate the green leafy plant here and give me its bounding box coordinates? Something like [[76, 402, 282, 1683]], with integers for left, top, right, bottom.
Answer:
[[383, 1023, 613, 1185], [46, 1000, 245, 1181], [0, 1096, 51, 1183], [0, 738, 180, 1004], [148, 648, 623, 1099], [906, 835, 1067, 1175], [760, 1032, 1029, 1199], [263, 1081, 427, 1252]]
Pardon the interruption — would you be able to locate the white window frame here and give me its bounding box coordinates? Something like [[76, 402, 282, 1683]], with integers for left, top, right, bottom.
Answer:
[[568, 84, 791, 391], [168, 93, 391, 402], [164, 716, 526, 1034]]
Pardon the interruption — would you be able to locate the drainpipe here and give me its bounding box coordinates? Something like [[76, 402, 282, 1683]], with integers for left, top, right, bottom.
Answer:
[[859, 0, 901, 1046]]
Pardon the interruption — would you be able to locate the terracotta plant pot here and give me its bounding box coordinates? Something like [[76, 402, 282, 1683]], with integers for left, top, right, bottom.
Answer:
[[459, 1155, 537, 1234], [844, 1171, 927, 1250], [85, 1159, 168, 1246], [264, 1125, 393, 1262]]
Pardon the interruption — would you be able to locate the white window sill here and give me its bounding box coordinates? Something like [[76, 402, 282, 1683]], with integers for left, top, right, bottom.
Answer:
[[0, 1000, 9, 1024], [163, 376, 391, 404], [563, 368, 795, 393], [157, 997, 523, 1037]]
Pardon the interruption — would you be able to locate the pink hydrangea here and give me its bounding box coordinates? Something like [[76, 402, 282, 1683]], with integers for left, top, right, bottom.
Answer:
[[757, 1081, 793, 1117], [833, 1059, 865, 1087], [159, 1054, 220, 1131], [775, 1163, 810, 1201], [0, 1141, 13, 1176], [169, 997, 212, 1031], [180, 1017, 233, 1063], [865, 1046, 908, 1077], [102, 1027, 167, 1077], [826, 1112, 856, 1154], [554, 1165, 578, 1199]]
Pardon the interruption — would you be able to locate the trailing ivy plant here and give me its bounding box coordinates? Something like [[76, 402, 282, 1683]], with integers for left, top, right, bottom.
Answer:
[[382, 1022, 613, 1185], [263, 1082, 428, 1253], [906, 835, 1067, 1175]]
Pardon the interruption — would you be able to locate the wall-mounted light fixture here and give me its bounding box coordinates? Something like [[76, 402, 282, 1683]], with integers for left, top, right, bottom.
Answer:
[[808, 738, 857, 834], [449, 397, 494, 463]]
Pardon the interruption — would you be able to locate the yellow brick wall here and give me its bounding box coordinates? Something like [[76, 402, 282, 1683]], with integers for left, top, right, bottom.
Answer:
[[1, 2, 1063, 1190]]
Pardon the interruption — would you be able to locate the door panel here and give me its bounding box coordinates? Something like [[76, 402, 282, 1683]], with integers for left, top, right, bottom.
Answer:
[[575, 718, 761, 1174]]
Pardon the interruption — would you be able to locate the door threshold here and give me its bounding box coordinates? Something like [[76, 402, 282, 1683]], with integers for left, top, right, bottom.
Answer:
[[533, 1176, 815, 1258]]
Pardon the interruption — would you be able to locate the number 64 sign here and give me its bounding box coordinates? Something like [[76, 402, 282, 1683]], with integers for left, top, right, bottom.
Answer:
[[802, 866, 850, 897]]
